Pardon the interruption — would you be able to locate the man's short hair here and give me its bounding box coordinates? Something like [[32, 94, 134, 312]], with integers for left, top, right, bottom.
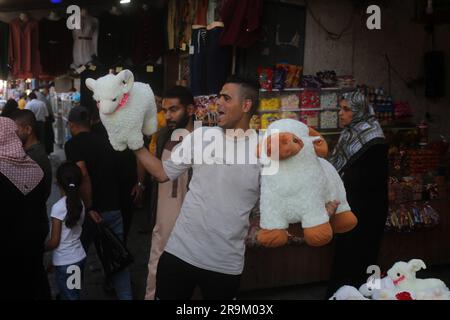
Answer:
[[28, 92, 37, 100], [11, 109, 38, 134], [68, 106, 90, 128], [163, 86, 195, 108], [224, 75, 259, 115]]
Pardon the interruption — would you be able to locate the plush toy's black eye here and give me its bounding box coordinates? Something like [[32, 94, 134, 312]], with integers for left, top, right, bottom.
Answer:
[[112, 98, 117, 102], [397, 273, 401, 277], [293, 138, 299, 143]]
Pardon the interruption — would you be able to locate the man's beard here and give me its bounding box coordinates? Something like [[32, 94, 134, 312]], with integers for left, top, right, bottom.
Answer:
[[167, 114, 191, 132]]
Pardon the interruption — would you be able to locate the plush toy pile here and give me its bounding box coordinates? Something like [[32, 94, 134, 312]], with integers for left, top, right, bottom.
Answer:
[[330, 259, 450, 300], [86, 69, 157, 151], [256, 119, 357, 247]]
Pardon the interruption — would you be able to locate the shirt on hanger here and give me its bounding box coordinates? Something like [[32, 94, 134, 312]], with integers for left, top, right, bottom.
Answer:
[[72, 15, 99, 68]]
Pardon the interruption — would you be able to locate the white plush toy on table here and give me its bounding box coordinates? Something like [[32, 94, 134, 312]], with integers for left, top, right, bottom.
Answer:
[[387, 259, 450, 300], [256, 119, 358, 247], [359, 276, 415, 300], [86, 69, 157, 151], [330, 286, 368, 300]]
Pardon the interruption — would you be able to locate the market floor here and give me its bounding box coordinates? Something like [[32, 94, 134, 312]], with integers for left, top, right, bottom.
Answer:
[[46, 147, 450, 300]]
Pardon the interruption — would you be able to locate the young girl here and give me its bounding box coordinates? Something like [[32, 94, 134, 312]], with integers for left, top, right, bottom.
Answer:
[[46, 162, 86, 300]]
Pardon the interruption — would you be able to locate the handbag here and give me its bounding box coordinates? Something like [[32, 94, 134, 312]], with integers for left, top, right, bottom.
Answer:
[[95, 222, 134, 277]]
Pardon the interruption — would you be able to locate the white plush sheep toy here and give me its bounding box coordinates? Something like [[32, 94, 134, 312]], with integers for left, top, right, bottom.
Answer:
[[386, 259, 450, 300], [86, 69, 157, 151], [256, 119, 357, 247], [359, 275, 415, 300], [330, 286, 368, 300]]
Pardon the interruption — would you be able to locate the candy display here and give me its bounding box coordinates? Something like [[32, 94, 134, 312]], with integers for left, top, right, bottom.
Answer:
[[260, 113, 280, 130], [394, 101, 413, 123], [273, 65, 287, 90], [277, 64, 302, 88], [337, 75, 355, 89], [259, 97, 280, 111], [194, 95, 219, 126], [316, 70, 337, 88], [299, 90, 319, 128], [280, 93, 300, 110], [300, 75, 322, 89], [385, 202, 440, 232], [320, 92, 338, 109], [407, 149, 440, 175], [320, 110, 339, 129], [258, 67, 273, 91]]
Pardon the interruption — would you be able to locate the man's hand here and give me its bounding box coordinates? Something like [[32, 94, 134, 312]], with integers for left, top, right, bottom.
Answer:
[[131, 183, 144, 206], [326, 200, 340, 217], [89, 210, 103, 224]]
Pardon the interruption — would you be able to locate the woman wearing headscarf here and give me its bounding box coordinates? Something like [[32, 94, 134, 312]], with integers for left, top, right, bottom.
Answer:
[[326, 90, 388, 297], [1, 117, 51, 300]]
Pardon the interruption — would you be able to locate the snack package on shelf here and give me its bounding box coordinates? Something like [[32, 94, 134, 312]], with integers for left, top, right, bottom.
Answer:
[[273, 65, 287, 90], [260, 113, 280, 130], [277, 64, 303, 88], [337, 75, 355, 89], [300, 90, 320, 128], [320, 92, 338, 109], [394, 101, 414, 124], [280, 93, 300, 110], [300, 75, 322, 89], [258, 67, 273, 91], [259, 97, 280, 111], [320, 110, 339, 129], [316, 70, 337, 88], [280, 111, 298, 121], [407, 149, 440, 175]]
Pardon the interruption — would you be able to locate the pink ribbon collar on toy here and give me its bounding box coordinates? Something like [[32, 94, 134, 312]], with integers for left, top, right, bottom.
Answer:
[[115, 93, 130, 113], [393, 275, 406, 286]]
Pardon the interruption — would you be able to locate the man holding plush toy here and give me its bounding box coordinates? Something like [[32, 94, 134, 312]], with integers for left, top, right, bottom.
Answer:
[[128, 76, 341, 299]]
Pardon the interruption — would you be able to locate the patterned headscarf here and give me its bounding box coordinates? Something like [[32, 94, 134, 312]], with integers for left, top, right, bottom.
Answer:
[[0, 117, 43, 195], [329, 90, 385, 173]]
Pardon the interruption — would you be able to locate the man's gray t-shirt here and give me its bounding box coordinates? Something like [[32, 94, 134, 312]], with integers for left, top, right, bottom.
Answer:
[[162, 127, 260, 275]]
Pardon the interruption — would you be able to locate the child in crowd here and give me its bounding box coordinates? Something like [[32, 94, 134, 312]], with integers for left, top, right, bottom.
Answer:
[[45, 162, 86, 300]]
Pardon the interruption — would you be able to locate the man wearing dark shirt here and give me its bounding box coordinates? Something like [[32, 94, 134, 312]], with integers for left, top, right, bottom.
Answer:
[[64, 106, 133, 300], [12, 109, 52, 201]]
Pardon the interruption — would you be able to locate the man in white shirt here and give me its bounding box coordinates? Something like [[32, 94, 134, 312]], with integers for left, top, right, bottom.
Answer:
[[25, 92, 48, 144], [134, 76, 337, 299]]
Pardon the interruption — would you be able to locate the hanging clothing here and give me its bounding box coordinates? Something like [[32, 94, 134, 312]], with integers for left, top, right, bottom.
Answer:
[[72, 15, 99, 68], [206, 24, 231, 95], [8, 18, 41, 79], [189, 26, 207, 96], [0, 117, 43, 195], [39, 18, 73, 76], [97, 12, 133, 67], [329, 90, 386, 174], [133, 7, 165, 64], [219, 0, 263, 48], [0, 21, 9, 79], [195, 0, 208, 26]]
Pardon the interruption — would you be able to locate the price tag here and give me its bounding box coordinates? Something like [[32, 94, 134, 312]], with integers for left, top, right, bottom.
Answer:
[[181, 42, 187, 51], [146, 65, 154, 73], [189, 45, 195, 55], [116, 66, 123, 73], [89, 64, 96, 71], [75, 65, 86, 74]]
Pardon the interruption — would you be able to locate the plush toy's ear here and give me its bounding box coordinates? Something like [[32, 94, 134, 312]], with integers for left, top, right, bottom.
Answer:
[[408, 259, 426, 273], [117, 69, 134, 94], [85, 78, 97, 92]]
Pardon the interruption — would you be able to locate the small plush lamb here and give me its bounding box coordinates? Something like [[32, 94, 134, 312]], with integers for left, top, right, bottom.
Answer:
[[257, 119, 357, 247], [86, 69, 157, 151], [387, 259, 450, 299], [330, 286, 368, 300]]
